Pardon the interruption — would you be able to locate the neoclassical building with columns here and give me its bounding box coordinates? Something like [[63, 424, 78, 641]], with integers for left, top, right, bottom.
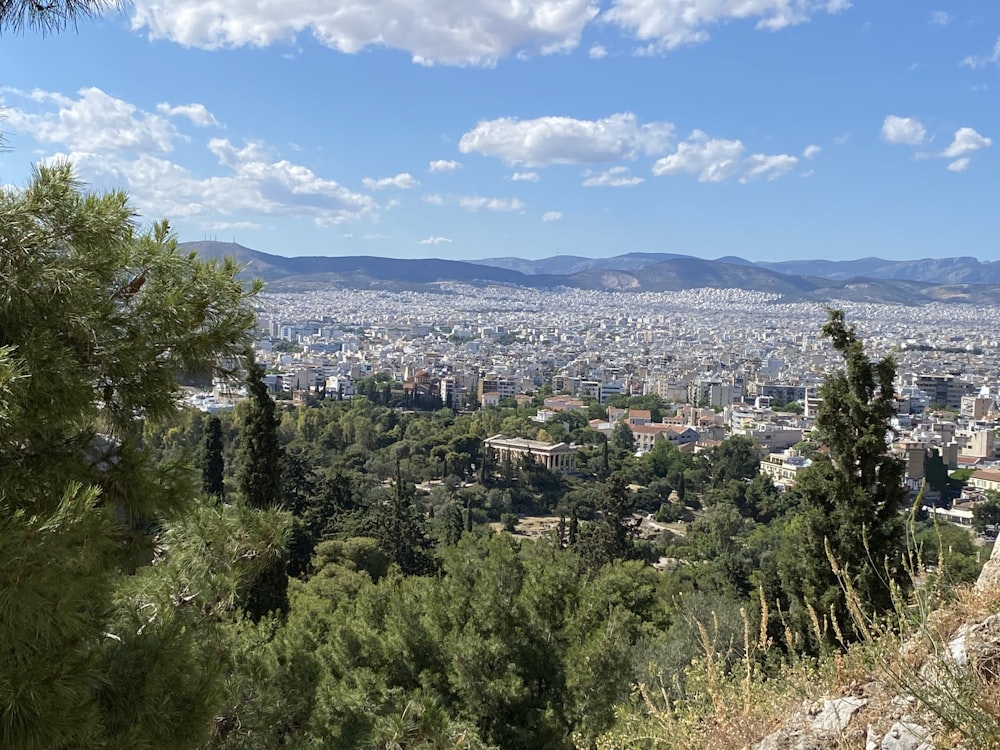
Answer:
[[484, 435, 577, 474]]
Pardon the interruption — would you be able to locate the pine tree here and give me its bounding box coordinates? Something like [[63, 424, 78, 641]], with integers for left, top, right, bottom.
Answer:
[[0, 0, 118, 33], [0, 165, 270, 749], [201, 414, 225, 499]]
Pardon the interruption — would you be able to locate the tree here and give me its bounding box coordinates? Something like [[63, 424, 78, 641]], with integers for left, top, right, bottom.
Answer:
[[772, 309, 908, 647], [201, 414, 225, 499], [237, 360, 284, 510], [0, 165, 267, 749], [706, 435, 760, 488], [0, 0, 119, 33], [972, 492, 1000, 535]]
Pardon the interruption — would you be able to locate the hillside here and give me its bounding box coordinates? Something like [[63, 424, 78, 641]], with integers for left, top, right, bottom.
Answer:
[[182, 240, 1000, 304]]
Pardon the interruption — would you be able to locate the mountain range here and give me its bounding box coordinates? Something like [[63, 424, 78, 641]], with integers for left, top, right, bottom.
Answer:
[[180, 241, 1000, 305]]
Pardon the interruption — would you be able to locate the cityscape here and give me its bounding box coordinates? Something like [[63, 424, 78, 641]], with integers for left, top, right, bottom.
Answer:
[[184, 279, 1000, 528]]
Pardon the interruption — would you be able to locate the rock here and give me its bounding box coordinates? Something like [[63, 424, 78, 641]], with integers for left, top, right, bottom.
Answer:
[[975, 538, 1000, 593], [810, 697, 867, 735], [880, 721, 933, 750]]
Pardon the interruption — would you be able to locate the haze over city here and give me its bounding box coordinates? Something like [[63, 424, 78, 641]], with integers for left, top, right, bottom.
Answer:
[[1, 1, 997, 262]]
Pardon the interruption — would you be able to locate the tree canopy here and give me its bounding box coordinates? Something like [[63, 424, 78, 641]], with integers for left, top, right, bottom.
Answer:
[[0, 165, 276, 750]]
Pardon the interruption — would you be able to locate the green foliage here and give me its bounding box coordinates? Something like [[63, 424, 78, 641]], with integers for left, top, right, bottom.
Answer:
[[768, 309, 908, 648], [972, 492, 1000, 535], [237, 360, 284, 510], [201, 415, 226, 498], [704, 436, 760, 489], [0, 165, 263, 749]]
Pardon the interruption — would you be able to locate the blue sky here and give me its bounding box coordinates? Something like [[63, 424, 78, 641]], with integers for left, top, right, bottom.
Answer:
[[1, 1, 997, 262]]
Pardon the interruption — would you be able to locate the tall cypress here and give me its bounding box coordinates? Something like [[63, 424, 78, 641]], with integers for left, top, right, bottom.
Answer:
[[236, 358, 288, 618], [201, 415, 225, 499], [237, 360, 284, 510], [775, 309, 908, 646]]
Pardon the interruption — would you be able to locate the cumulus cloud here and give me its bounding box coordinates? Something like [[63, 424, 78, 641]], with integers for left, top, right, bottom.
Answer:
[[582, 165, 643, 186], [947, 158, 970, 172], [419, 236, 453, 244], [156, 102, 219, 127], [651, 130, 798, 183], [511, 171, 540, 182], [881, 115, 926, 145], [458, 195, 525, 212], [961, 37, 1000, 69], [129, 0, 599, 67], [423, 193, 446, 205], [542, 210, 563, 222], [603, 0, 850, 54], [930, 10, 951, 26], [4, 86, 177, 154], [941, 127, 992, 158], [6, 86, 378, 229], [429, 159, 461, 172], [362, 172, 419, 190], [588, 44, 608, 58], [802, 144, 821, 160], [459, 112, 674, 166]]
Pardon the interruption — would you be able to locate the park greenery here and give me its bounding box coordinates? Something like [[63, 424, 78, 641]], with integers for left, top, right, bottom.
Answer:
[[1, 166, 996, 748]]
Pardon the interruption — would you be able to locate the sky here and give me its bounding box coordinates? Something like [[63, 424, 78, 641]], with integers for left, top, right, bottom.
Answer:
[[0, 1, 997, 263]]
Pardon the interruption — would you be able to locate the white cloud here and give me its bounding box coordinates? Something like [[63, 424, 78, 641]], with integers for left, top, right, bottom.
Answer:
[[961, 37, 1000, 69], [362, 172, 419, 190], [4, 86, 177, 154], [459, 112, 674, 166], [603, 0, 851, 54], [542, 210, 563, 222], [582, 165, 643, 186], [653, 132, 743, 182], [419, 236, 453, 244], [880, 115, 926, 145], [802, 144, 821, 160], [32, 135, 377, 230], [929, 10, 951, 26], [739, 153, 799, 182], [423, 193, 446, 205], [941, 127, 991, 158], [129, 0, 599, 67], [156, 102, 219, 127], [428, 159, 461, 172], [206, 220, 262, 231], [947, 158, 970, 172], [511, 171, 540, 182], [651, 130, 798, 183], [588, 44, 608, 58], [458, 195, 525, 212]]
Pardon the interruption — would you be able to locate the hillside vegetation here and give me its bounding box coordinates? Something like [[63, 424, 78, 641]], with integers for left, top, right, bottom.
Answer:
[[2, 171, 998, 749]]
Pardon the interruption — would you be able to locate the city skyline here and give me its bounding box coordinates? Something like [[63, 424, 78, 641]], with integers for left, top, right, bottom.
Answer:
[[0, 1, 997, 262]]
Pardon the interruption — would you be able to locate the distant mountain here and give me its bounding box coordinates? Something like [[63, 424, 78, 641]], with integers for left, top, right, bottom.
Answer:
[[180, 241, 1000, 304], [565, 257, 820, 295], [181, 241, 570, 290], [473, 252, 687, 275], [758, 256, 1000, 284]]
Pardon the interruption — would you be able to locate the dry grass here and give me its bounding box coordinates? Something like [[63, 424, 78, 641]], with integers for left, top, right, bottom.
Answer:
[[586, 550, 1000, 750]]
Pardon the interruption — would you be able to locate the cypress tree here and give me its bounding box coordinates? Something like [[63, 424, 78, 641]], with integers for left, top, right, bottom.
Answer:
[[236, 359, 289, 618], [201, 414, 225, 499], [237, 360, 284, 510], [776, 309, 908, 646]]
